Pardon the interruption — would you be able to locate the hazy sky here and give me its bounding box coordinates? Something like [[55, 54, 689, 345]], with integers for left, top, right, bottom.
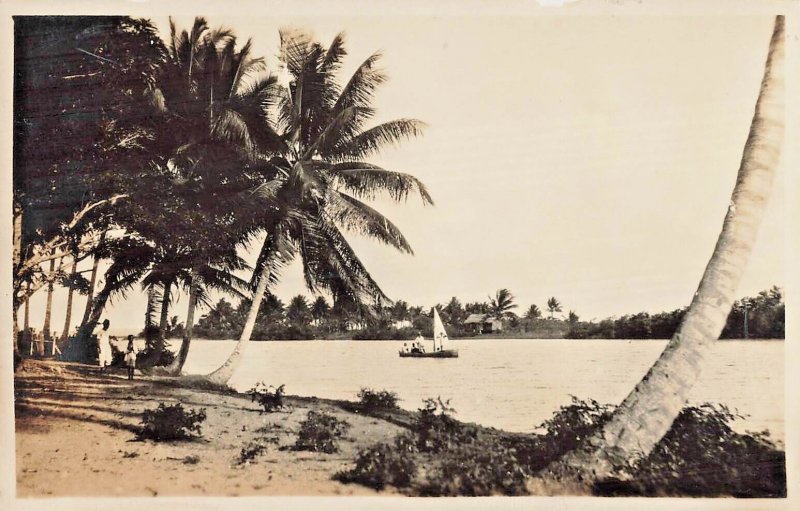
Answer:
[[24, 14, 784, 334]]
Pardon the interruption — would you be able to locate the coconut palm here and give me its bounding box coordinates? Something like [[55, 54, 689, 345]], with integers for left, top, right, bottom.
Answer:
[[524, 304, 542, 320], [489, 289, 517, 320], [310, 296, 330, 327], [544, 16, 785, 486], [546, 297, 562, 319], [205, 31, 431, 385]]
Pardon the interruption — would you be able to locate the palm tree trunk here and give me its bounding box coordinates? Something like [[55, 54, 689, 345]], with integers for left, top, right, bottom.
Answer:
[[23, 280, 31, 333], [542, 16, 785, 486], [80, 231, 106, 326], [60, 258, 78, 344], [42, 255, 57, 341], [164, 278, 198, 375], [71, 272, 116, 363], [159, 279, 173, 338], [205, 251, 270, 385]]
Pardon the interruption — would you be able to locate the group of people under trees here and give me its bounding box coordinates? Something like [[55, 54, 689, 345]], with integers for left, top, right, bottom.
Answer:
[[92, 319, 138, 381]]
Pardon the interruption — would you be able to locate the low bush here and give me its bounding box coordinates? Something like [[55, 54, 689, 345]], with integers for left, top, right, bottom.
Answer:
[[293, 411, 351, 453], [337, 434, 418, 490], [597, 404, 786, 497], [413, 397, 477, 453], [237, 437, 280, 465], [357, 388, 400, 412], [419, 442, 528, 496], [248, 382, 286, 413], [509, 396, 614, 472], [138, 402, 207, 441]]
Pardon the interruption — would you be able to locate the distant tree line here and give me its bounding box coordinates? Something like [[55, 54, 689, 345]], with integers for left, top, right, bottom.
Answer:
[[190, 286, 783, 341], [566, 286, 784, 340]]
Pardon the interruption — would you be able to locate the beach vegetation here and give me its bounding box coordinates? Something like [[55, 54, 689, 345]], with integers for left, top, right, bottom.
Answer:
[[357, 388, 400, 412], [248, 382, 286, 413], [336, 434, 418, 490], [293, 411, 351, 454], [138, 402, 207, 441]]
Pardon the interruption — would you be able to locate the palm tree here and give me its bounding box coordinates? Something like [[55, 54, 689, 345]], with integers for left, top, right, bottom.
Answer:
[[287, 295, 312, 325], [567, 310, 579, 325], [310, 296, 330, 327], [544, 16, 785, 486], [524, 304, 542, 320], [546, 297, 562, 319], [489, 289, 517, 320], [206, 31, 431, 385], [42, 255, 57, 341]]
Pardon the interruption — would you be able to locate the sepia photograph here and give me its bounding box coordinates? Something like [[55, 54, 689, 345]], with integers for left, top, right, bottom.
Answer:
[[3, 0, 797, 509]]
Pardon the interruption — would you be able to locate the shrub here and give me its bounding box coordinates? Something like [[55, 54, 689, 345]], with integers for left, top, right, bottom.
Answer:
[[293, 410, 351, 453], [510, 396, 614, 472], [138, 403, 207, 441], [357, 388, 400, 412], [237, 437, 279, 465], [420, 442, 528, 496], [597, 404, 786, 497], [413, 397, 476, 453], [248, 382, 286, 413], [337, 434, 418, 490]]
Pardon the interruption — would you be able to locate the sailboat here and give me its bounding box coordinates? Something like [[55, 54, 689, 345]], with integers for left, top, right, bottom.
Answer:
[[399, 308, 459, 358]]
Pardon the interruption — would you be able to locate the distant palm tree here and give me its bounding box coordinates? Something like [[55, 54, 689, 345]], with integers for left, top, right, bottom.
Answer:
[[567, 310, 579, 325], [546, 297, 562, 319], [287, 295, 312, 325], [311, 296, 330, 326], [524, 304, 542, 320], [489, 289, 517, 320]]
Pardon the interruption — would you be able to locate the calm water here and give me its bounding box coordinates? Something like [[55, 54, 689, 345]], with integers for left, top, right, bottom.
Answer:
[[179, 338, 784, 442]]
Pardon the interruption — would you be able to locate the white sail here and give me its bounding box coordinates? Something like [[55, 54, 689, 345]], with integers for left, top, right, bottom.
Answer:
[[433, 308, 448, 350]]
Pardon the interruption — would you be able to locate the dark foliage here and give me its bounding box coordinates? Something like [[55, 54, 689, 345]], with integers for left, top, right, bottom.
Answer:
[[340, 397, 785, 498], [138, 402, 207, 441], [293, 410, 351, 454], [413, 397, 476, 453], [596, 404, 786, 497], [237, 437, 279, 465], [419, 442, 528, 496], [357, 388, 400, 412], [248, 382, 286, 413], [336, 434, 418, 490]]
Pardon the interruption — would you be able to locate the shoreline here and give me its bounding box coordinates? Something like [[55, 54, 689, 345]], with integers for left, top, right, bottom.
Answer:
[[14, 358, 785, 498], [15, 359, 409, 497]]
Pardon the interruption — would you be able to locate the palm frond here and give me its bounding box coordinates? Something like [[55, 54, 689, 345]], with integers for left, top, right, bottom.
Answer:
[[326, 119, 426, 161], [327, 191, 413, 253], [330, 163, 433, 205], [211, 107, 254, 154]]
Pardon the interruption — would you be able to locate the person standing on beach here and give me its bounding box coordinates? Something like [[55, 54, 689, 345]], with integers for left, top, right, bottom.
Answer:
[[124, 335, 136, 380], [92, 319, 112, 372]]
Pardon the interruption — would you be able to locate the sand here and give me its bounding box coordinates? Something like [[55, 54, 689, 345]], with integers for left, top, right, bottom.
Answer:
[[14, 359, 405, 497]]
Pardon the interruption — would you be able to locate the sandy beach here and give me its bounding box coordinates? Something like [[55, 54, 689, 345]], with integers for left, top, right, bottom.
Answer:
[[15, 359, 406, 497]]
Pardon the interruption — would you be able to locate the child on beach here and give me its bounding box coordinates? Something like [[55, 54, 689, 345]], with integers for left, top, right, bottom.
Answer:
[[124, 335, 136, 381]]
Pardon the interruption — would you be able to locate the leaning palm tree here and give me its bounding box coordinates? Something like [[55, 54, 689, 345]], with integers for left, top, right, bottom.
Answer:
[[205, 31, 431, 385], [541, 16, 785, 487]]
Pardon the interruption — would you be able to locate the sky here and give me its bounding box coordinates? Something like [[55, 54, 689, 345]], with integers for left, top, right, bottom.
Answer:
[[22, 14, 785, 335]]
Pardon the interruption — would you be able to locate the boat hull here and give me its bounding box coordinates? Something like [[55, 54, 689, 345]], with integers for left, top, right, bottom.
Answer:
[[398, 350, 458, 358]]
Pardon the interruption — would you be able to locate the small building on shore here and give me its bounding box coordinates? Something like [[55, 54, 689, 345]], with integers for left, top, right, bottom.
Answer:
[[463, 314, 502, 334]]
